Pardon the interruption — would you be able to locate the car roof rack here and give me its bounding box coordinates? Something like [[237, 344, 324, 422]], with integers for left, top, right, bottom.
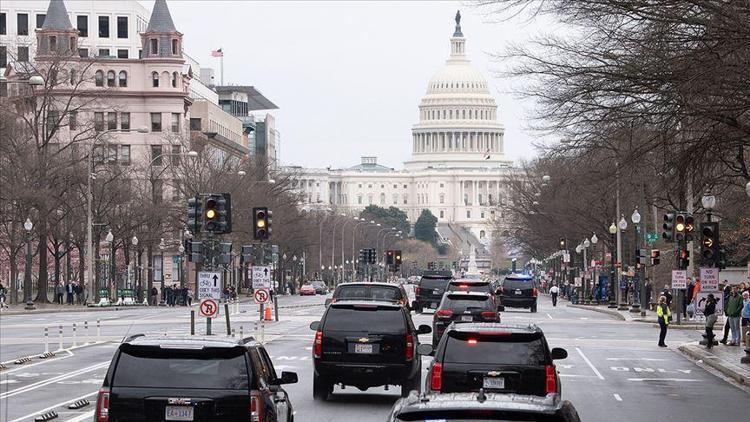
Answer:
[[123, 333, 145, 342], [239, 336, 257, 345]]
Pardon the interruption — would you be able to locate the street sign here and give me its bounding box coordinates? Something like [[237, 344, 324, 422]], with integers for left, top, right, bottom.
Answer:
[[671, 270, 687, 289], [695, 292, 723, 316], [199, 298, 219, 318], [699, 267, 719, 292], [563, 253, 570, 263], [574, 277, 582, 287], [646, 232, 659, 244], [251, 266, 272, 290], [254, 288, 270, 304], [197, 271, 222, 300]]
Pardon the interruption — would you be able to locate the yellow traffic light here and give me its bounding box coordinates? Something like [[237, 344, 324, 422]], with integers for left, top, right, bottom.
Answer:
[[206, 209, 216, 219], [257, 220, 266, 228]]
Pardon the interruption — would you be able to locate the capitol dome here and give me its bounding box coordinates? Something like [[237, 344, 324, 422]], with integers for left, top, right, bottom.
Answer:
[[405, 11, 509, 170]]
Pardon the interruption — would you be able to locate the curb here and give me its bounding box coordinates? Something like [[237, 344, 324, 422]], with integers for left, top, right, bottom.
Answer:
[[632, 319, 704, 330], [567, 304, 625, 321], [678, 343, 749, 386], [0, 305, 134, 316]]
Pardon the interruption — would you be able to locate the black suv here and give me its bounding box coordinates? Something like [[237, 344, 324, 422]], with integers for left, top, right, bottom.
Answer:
[[413, 271, 453, 313], [325, 282, 409, 308], [95, 335, 297, 422], [424, 323, 567, 396], [432, 292, 500, 346], [310, 301, 431, 399], [446, 279, 494, 296], [498, 273, 538, 312]]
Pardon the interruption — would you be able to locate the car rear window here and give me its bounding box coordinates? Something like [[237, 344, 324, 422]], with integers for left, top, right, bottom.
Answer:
[[324, 305, 405, 333], [443, 333, 547, 365], [503, 278, 533, 290], [449, 282, 490, 293], [112, 346, 250, 390], [443, 295, 494, 311], [336, 285, 402, 301], [420, 277, 450, 290]]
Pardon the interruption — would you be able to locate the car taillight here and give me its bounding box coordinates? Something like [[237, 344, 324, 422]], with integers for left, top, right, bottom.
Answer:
[[405, 334, 414, 361], [330, 298, 336, 303], [533, 287, 538, 297], [313, 330, 323, 358], [95, 388, 110, 422], [415, 287, 421, 295], [436, 309, 453, 319], [250, 392, 262, 422], [480, 311, 497, 320], [430, 363, 443, 391], [545, 365, 557, 394], [459, 284, 468, 289]]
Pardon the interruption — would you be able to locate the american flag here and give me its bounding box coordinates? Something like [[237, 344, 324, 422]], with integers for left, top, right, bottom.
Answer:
[[211, 48, 223, 57]]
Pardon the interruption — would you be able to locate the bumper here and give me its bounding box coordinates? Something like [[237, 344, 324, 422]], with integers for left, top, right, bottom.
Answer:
[[415, 297, 442, 309], [314, 360, 419, 386], [501, 296, 537, 308]]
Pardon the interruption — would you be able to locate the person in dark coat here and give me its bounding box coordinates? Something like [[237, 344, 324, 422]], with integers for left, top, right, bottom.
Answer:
[[704, 294, 718, 349], [150, 286, 158, 306], [661, 285, 673, 307], [720, 283, 731, 344]]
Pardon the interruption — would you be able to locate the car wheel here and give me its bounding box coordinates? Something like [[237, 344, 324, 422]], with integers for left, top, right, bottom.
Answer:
[[401, 375, 420, 397], [530, 303, 538, 313], [313, 374, 332, 401], [415, 303, 423, 314]]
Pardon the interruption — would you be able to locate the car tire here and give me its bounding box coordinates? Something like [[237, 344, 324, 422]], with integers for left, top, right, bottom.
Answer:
[[313, 374, 332, 401], [530, 303, 538, 313], [415, 303, 423, 314], [401, 374, 420, 397]]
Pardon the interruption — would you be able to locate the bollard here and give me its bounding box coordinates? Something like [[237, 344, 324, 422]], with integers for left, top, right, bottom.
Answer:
[[225, 303, 231, 335], [206, 317, 212, 336], [84, 321, 89, 344], [231, 328, 236, 338], [190, 310, 195, 336], [44, 326, 49, 354], [96, 319, 101, 342], [240, 325, 244, 339], [58, 325, 64, 351], [260, 321, 265, 344], [72, 323, 77, 348]]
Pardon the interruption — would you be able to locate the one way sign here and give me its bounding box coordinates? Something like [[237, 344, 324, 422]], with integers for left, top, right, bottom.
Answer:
[[198, 271, 222, 300], [251, 266, 271, 290]]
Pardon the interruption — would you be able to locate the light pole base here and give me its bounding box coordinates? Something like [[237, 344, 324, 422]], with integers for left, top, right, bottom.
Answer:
[[608, 301, 617, 308], [629, 304, 641, 313], [24, 300, 36, 310], [617, 303, 629, 311], [740, 348, 750, 364]]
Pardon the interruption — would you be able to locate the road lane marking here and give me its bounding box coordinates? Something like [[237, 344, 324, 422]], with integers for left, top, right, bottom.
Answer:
[[0, 361, 109, 399], [3, 350, 74, 373], [606, 357, 667, 361], [575, 347, 604, 380], [7, 390, 99, 422], [627, 378, 700, 382], [546, 313, 553, 320], [613, 393, 623, 401], [66, 410, 95, 422]]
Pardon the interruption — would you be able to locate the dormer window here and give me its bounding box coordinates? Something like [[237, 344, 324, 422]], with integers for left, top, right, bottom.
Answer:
[[171, 39, 178, 55], [149, 38, 158, 55], [49, 35, 57, 52], [118, 71, 127, 87]]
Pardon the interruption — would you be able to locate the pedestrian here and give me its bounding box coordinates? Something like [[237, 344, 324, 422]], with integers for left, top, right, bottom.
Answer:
[[166, 285, 174, 307], [66, 282, 75, 304], [56, 283, 65, 305], [656, 295, 671, 347], [725, 285, 743, 346], [186, 288, 193, 306], [550, 284, 559, 307], [0, 282, 8, 308], [150, 286, 158, 306], [720, 282, 731, 344], [741, 291, 750, 348], [704, 293, 718, 349], [686, 279, 695, 318], [661, 285, 673, 307], [645, 279, 653, 311]]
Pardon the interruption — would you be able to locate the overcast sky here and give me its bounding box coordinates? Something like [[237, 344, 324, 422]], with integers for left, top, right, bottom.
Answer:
[[158, 1, 552, 169]]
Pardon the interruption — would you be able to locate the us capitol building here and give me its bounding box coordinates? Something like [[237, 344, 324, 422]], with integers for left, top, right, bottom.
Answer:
[[285, 12, 514, 264]]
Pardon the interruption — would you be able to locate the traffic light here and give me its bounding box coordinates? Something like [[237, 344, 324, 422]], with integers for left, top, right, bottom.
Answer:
[[358, 249, 366, 263], [678, 248, 690, 269], [395, 250, 402, 266], [186, 196, 203, 234], [241, 245, 254, 265], [662, 212, 675, 242], [253, 207, 270, 240], [217, 242, 232, 265], [674, 212, 687, 241], [368, 249, 376, 264], [386, 250, 394, 265], [684, 214, 695, 241], [203, 194, 231, 234], [650, 249, 660, 266], [700, 222, 719, 266], [186, 240, 203, 262], [717, 245, 727, 269], [559, 238, 567, 250], [635, 249, 648, 265]]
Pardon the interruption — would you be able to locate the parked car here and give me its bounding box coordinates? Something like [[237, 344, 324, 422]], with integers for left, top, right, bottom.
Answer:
[[432, 292, 500, 346], [95, 335, 298, 422], [387, 392, 581, 422], [299, 283, 316, 296], [311, 280, 329, 295], [498, 273, 538, 313], [413, 271, 453, 313], [325, 282, 409, 308], [309, 301, 431, 399], [424, 323, 567, 397]]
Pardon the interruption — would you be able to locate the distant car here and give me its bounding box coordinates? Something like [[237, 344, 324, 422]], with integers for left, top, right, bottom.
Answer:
[[413, 271, 453, 313], [425, 323, 567, 397], [498, 273, 538, 312], [310, 280, 329, 295], [299, 284, 316, 296], [95, 335, 298, 422], [387, 392, 581, 422], [432, 292, 500, 346], [325, 282, 409, 308], [310, 301, 431, 400]]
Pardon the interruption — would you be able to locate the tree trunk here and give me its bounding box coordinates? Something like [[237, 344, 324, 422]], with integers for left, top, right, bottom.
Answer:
[[65, 240, 72, 284], [35, 219, 51, 303], [9, 250, 18, 304], [77, 244, 85, 284], [147, 245, 154, 296], [53, 241, 61, 287]]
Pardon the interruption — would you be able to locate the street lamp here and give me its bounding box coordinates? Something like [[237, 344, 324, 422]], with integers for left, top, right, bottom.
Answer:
[[702, 193, 716, 222], [159, 238, 166, 298], [132, 235, 141, 298], [106, 229, 114, 297], [608, 222, 618, 308], [23, 218, 35, 310], [630, 208, 642, 313], [590, 234, 598, 304], [746, 181, 750, 198]]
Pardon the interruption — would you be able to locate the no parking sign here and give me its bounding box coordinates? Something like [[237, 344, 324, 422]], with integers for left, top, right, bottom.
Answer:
[[254, 288, 270, 304], [199, 299, 219, 318]]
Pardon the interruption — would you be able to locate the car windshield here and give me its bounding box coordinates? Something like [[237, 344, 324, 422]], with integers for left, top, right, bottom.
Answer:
[[421, 277, 451, 290], [443, 332, 547, 365], [336, 285, 402, 301], [449, 282, 490, 293], [112, 346, 251, 389], [442, 295, 493, 311], [503, 278, 534, 290], [324, 305, 405, 333]]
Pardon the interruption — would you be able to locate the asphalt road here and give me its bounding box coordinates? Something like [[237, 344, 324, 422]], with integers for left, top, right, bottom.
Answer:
[[2, 292, 749, 421]]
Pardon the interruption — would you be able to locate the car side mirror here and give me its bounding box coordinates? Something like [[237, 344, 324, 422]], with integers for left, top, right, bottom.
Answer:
[[309, 321, 320, 331], [411, 301, 418, 309], [497, 305, 505, 312], [324, 298, 332, 307], [417, 324, 432, 335], [417, 343, 433, 356], [278, 371, 298, 385], [551, 347, 568, 360]]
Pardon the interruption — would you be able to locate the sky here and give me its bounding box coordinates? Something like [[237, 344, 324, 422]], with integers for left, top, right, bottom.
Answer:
[[158, 1, 553, 169]]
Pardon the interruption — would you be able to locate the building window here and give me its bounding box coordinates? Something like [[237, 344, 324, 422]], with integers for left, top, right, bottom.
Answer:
[[439, 210, 444, 219], [392, 194, 398, 205], [403, 194, 408, 204], [17, 46, 29, 62], [118, 70, 127, 87], [120, 112, 130, 130], [94, 112, 104, 131], [171, 180, 181, 201], [403, 184, 407, 189], [106, 70, 115, 87], [358, 184, 362, 188], [478, 194, 483, 205], [117, 49, 128, 59], [98, 48, 110, 57], [479, 230, 486, 239], [98, 16, 109, 37], [118, 145, 130, 165], [171, 113, 180, 132], [171, 39, 178, 54], [77, 15, 87, 37], [368, 194, 373, 205], [171, 72, 178, 88], [463, 193, 469, 206], [480, 211, 485, 219], [150, 38, 158, 54], [36, 14, 45, 29], [151, 71, 159, 87], [49, 36, 57, 52], [151, 145, 163, 166], [379, 193, 385, 204], [68, 111, 77, 130], [0, 13, 5, 35], [17, 13, 29, 36], [78, 48, 88, 58], [150, 113, 161, 132], [440, 183, 444, 188], [357, 195, 362, 205], [107, 112, 117, 130], [439, 193, 445, 204], [116, 16, 127, 38], [189, 118, 201, 130], [94, 70, 103, 86], [69, 36, 76, 52], [466, 210, 471, 219]]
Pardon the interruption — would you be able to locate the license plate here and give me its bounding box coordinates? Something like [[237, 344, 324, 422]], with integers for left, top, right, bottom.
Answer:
[[433, 289, 441, 294], [430, 303, 437, 309], [515, 290, 522, 295], [461, 315, 473, 322], [483, 377, 505, 389], [165, 406, 194, 421], [354, 343, 374, 354]]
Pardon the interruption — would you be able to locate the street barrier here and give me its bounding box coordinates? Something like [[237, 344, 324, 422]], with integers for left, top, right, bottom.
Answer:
[[72, 323, 77, 347], [239, 325, 244, 339], [190, 310, 195, 335], [84, 321, 89, 344], [14, 357, 31, 364], [57, 325, 63, 351], [96, 319, 101, 342], [231, 328, 236, 337], [67, 399, 90, 409], [44, 326, 49, 354], [34, 411, 58, 421]]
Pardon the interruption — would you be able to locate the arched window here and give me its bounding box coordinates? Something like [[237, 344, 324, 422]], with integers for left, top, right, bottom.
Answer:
[[171, 72, 178, 88], [106, 70, 115, 87], [152, 71, 159, 87], [462, 110, 466, 119], [95, 70, 104, 87], [49, 36, 57, 52], [449, 110, 453, 119], [171, 39, 179, 55], [150, 38, 158, 55], [118, 70, 127, 87], [479, 230, 486, 239]]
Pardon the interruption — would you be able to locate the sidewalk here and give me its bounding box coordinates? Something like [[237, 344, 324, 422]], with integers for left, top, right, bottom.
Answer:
[[567, 302, 706, 329], [678, 342, 750, 386]]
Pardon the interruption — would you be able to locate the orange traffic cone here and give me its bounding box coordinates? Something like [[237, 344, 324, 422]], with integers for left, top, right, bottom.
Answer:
[[264, 305, 273, 321]]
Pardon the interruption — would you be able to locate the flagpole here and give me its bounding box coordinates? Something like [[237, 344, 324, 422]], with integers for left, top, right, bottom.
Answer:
[[220, 47, 224, 86]]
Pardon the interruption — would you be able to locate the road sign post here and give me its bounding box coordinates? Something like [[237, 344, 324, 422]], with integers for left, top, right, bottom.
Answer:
[[197, 272, 222, 335]]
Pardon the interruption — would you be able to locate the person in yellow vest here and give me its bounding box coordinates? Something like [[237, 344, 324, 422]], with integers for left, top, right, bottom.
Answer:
[[657, 295, 672, 347]]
